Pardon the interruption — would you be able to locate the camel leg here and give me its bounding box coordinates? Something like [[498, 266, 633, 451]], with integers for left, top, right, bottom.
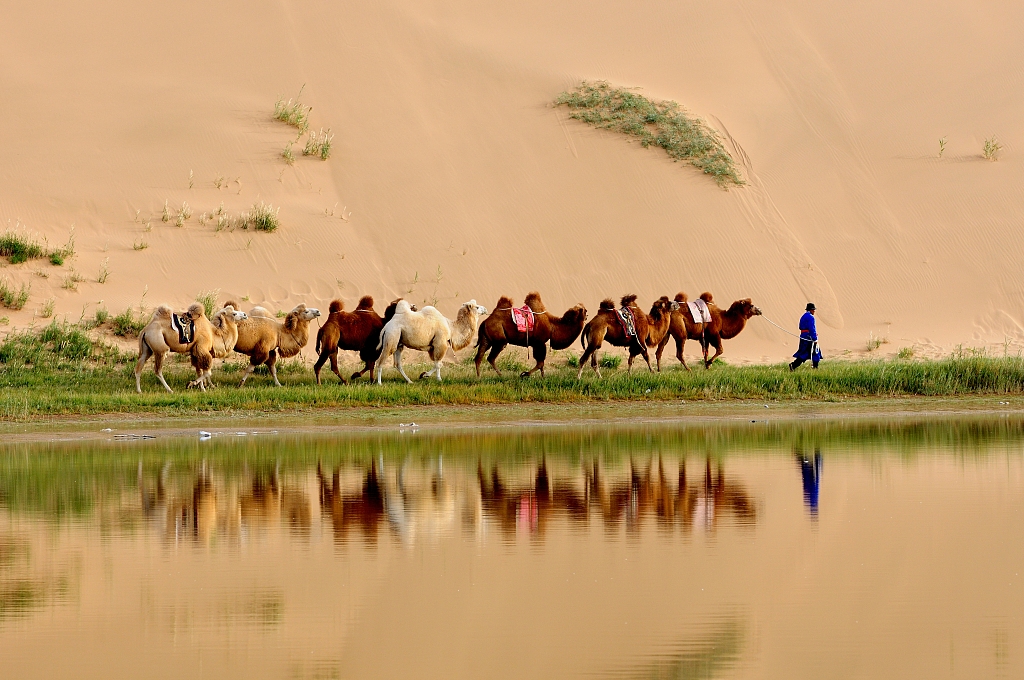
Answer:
[[266, 349, 282, 387], [474, 335, 491, 377], [239, 354, 264, 387], [675, 336, 691, 371], [313, 350, 328, 385], [329, 351, 347, 384], [638, 341, 654, 373], [524, 343, 547, 378], [135, 339, 153, 393], [705, 334, 723, 368], [153, 351, 173, 393], [577, 339, 600, 379], [656, 336, 670, 372], [353, 360, 373, 381], [395, 347, 414, 384], [627, 351, 635, 373], [487, 343, 506, 377]]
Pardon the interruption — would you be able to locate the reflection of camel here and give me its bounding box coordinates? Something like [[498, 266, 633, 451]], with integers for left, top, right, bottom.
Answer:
[[317, 462, 387, 546]]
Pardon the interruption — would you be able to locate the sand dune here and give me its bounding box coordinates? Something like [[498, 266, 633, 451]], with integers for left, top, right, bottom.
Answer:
[[2, 0, 1023, 363]]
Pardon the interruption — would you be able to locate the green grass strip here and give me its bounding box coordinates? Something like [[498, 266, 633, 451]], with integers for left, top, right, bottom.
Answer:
[[555, 81, 742, 187]]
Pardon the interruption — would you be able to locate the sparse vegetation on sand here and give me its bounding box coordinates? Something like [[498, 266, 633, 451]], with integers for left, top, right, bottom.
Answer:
[[0, 278, 31, 310], [3, 331, 1024, 418], [274, 86, 311, 133], [0, 231, 46, 264], [195, 289, 221, 318], [982, 136, 1002, 161], [111, 308, 145, 338], [303, 128, 333, 160], [554, 81, 742, 187], [237, 201, 280, 232]]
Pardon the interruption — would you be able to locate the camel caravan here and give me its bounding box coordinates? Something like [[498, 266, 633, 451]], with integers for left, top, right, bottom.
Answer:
[[134, 290, 761, 392]]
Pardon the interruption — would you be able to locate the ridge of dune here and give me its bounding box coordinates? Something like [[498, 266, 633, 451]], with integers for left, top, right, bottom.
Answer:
[[2, 0, 1024, 365]]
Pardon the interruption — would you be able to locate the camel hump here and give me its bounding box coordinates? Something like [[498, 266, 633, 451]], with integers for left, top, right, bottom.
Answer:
[[674, 292, 688, 303], [599, 299, 616, 312], [495, 296, 515, 311], [356, 295, 374, 310], [329, 300, 344, 313], [524, 292, 546, 312], [153, 304, 173, 319], [223, 300, 241, 310], [700, 292, 714, 303], [620, 294, 638, 307], [187, 302, 206, 318]]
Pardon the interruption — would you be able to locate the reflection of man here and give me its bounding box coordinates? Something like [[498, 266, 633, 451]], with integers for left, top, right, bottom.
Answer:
[[796, 449, 822, 517]]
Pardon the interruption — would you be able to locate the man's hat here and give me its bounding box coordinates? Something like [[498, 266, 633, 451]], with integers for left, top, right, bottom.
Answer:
[[806, 302, 816, 311]]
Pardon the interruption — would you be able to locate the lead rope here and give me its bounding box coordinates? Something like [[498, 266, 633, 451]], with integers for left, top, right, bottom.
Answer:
[[759, 315, 823, 355]]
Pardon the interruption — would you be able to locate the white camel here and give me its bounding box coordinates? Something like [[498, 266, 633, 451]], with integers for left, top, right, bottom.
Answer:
[[375, 299, 487, 384]]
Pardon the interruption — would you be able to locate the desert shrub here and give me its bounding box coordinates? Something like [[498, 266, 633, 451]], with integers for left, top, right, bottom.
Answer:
[[195, 289, 221, 318], [111, 308, 145, 338], [303, 128, 333, 160], [983, 136, 1002, 161], [0, 231, 46, 264], [555, 81, 742, 187], [0, 278, 30, 310], [39, 321, 92, 360], [94, 307, 110, 326], [565, 353, 580, 368], [599, 354, 622, 369], [274, 87, 310, 133], [237, 202, 280, 232]]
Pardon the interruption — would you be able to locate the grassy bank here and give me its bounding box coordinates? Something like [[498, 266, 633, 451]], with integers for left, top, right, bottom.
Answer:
[[2, 322, 1024, 419]]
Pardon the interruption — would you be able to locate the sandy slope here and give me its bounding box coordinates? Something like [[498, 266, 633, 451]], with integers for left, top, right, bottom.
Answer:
[[2, 0, 1023, 364]]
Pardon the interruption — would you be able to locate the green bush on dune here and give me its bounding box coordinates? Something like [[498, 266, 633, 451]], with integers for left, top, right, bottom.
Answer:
[[555, 81, 743, 187]]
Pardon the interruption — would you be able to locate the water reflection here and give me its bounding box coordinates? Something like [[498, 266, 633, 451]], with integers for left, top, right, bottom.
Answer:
[[795, 449, 823, 517]]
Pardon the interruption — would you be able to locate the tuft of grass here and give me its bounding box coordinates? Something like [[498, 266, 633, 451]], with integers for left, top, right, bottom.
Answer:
[[97, 258, 110, 284], [0, 278, 31, 310], [897, 346, 915, 360], [866, 332, 889, 352], [111, 308, 145, 338], [599, 354, 622, 369], [555, 81, 742, 187], [938, 136, 947, 158], [273, 86, 311, 133], [161, 200, 171, 223], [565, 353, 580, 368], [49, 252, 64, 266], [175, 201, 192, 227], [982, 136, 1002, 161], [237, 201, 280, 232], [94, 307, 109, 326], [282, 143, 296, 165], [275, 309, 286, 319], [61, 268, 84, 291], [195, 289, 221, 318], [0, 316, 8, 325], [303, 128, 333, 160], [0, 230, 46, 264], [133, 240, 148, 251], [39, 297, 55, 319]]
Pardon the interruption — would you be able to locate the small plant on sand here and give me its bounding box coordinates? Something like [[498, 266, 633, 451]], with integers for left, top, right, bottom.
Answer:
[[565, 352, 580, 368], [273, 86, 311, 133], [39, 297, 55, 319], [897, 346, 915, 359], [214, 176, 226, 190], [938, 137, 947, 158], [0, 230, 46, 264], [111, 308, 145, 338], [555, 81, 742, 187], [0, 278, 30, 310], [0, 316, 8, 325], [599, 354, 622, 369], [282, 142, 296, 165], [175, 201, 192, 227], [161, 200, 171, 223], [275, 309, 286, 319], [303, 128, 334, 160], [866, 332, 889, 352], [982, 136, 1002, 161], [94, 306, 109, 326], [97, 258, 110, 284], [62, 268, 84, 291], [195, 289, 221, 318], [188, 169, 194, 189], [237, 201, 280, 232], [133, 239, 148, 251], [49, 252, 64, 266]]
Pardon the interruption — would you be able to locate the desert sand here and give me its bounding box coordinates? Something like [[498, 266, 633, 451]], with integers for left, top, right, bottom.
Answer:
[[2, 0, 1023, 364]]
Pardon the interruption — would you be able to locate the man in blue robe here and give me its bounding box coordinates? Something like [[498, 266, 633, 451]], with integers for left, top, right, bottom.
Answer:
[[789, 302, 822, 371]]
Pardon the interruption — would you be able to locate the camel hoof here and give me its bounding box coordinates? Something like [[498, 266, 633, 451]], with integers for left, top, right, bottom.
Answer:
[[350, 372, 362, 380], [519, 371, 531, 378], [418, 371, 428, 380]]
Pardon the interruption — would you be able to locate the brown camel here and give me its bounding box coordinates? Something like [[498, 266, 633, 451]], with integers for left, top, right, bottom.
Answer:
[[576, 294, 659, 378], [474, 292, 588, 378], [134, 303, 247, 393], [226, 302, 321, 386], [645, 296, 681, 351], [313, 296, 385, 384], [703, 293, 762, 367], [656, 291, 714, 371]]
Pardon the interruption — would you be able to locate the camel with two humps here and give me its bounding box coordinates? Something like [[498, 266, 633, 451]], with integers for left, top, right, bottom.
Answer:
[[577, 295, 677, 378], [374, 299, 487, 384], [314, 296, 414, 384], [703, 295, 762, 367], [474, 292, 588, 378], [225, 302, 321, 386], [656, 292, 713, 371], [135, 303, 247, 393]]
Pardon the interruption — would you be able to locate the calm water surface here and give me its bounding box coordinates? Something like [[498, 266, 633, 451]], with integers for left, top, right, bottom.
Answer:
[[1, 415, 1022, 679]]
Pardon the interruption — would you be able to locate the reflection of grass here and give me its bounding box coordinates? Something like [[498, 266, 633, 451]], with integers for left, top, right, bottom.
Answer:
[[611, 618, 743, 680], [555, 81, 742, 187]]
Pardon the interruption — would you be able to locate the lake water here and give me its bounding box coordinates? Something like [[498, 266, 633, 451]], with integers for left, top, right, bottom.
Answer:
[[1, 414, 1022, 679]]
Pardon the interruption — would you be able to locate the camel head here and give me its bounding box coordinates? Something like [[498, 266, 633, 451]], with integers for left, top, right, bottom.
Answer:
[[216, 305, 248, 322], [562, 303, 588, 324], [282, 303, 321, 331], [729, 298, 761, 319], [461, 299, 487, 317], [650, 296, 678, 318]]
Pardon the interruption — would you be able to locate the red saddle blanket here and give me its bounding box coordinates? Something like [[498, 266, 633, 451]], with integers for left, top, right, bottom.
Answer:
[[511, 306, 535, 333]]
